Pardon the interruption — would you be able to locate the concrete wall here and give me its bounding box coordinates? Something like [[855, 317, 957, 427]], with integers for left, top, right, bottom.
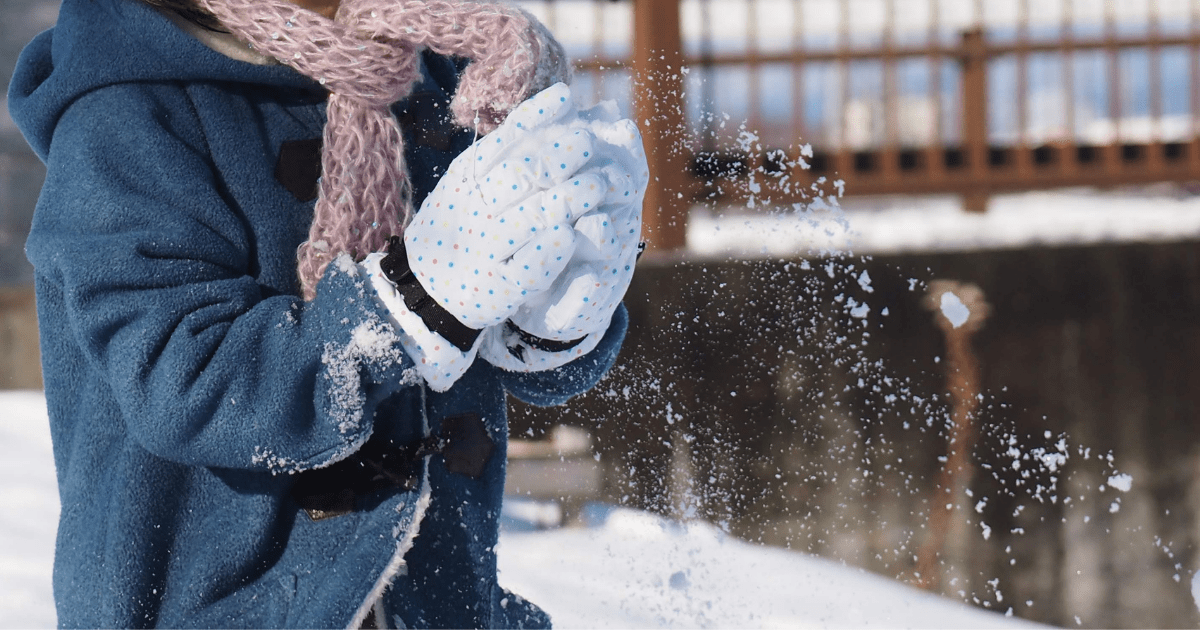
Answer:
[[0, 287, 39, 389]]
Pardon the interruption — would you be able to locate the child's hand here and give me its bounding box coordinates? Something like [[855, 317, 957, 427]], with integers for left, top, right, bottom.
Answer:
[[405, 83, 605, 330]]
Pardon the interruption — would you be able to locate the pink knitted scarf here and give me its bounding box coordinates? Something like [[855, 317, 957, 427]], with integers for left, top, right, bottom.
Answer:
[[194, 0, 571, 299]]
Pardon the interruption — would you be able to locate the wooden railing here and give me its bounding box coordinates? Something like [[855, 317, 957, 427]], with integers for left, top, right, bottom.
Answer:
[[519, 0, 1200, 251]]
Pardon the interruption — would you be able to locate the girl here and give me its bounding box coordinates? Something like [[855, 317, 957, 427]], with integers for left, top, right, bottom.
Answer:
[[8, 0, 644, 627]]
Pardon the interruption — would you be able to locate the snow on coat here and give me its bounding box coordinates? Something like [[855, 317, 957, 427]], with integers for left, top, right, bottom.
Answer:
[[7, 0, 627, 626]]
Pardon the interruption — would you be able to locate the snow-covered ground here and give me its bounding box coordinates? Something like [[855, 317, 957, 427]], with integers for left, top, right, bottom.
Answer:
[[688, 186, 1200, 259], [1, 390, 1033, 629]]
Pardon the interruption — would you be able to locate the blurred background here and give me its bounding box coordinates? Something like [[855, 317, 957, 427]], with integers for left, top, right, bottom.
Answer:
[[5, 0, 1200, 627]]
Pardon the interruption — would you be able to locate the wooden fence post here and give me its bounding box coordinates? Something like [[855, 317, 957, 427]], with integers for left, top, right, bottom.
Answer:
[[631, 0, 689, 252], [913, 280, 991, 590], [960, 28, 989, 213]]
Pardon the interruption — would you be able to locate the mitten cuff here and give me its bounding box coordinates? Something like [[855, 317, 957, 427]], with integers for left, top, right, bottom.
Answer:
[[361, 253, 482, 391], [479, 319, 605, 373]]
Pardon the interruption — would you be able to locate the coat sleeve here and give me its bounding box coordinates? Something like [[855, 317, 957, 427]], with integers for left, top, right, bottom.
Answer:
[[497, 303, 628, 407], [25, 82, 419, 473]]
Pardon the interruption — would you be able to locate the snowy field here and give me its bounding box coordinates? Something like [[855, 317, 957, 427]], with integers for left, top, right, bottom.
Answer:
[[0, 390, 1034, 629]]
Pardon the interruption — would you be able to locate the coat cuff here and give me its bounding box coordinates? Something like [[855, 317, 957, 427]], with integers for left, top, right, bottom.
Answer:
[[361, 253, 482, 392]]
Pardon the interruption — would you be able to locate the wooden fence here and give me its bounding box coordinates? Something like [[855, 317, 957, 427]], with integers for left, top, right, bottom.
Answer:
[[520, 0, 1200, 247]]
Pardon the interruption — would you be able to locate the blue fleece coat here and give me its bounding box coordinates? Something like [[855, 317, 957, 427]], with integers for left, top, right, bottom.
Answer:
[[8, 0, 626, 627]]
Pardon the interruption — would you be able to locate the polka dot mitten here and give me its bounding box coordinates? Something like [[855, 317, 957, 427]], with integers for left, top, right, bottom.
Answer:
[[479, 98, 649, 372], [406, 83, 607, 328], [360, 83, 642, 389]]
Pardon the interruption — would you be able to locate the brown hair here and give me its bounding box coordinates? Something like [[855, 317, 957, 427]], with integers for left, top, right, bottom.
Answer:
[[139, 0, 225, 31]]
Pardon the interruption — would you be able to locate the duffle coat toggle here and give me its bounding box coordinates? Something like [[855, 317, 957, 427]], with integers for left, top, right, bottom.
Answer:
[[292, 412, 495, 521]]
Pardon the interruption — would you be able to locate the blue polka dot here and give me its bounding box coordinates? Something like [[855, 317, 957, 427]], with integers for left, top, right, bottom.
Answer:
[[512, 184, 518, 190], [583, 297, 590, 302], [554, 143, 560, 148], [560, 163, 567, 169], [437, 240, 442, 246]]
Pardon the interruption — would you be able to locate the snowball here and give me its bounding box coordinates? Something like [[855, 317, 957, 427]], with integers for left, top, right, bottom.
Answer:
[[939, 292, 970, 328], [1107, 473, 1133, 492]]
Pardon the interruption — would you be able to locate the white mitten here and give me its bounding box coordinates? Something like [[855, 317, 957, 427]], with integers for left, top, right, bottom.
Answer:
[[481, 101, 648, 372], [405, 83, 607, 330]]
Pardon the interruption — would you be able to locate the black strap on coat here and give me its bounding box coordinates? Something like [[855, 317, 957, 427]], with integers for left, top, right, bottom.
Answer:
[[292, 413, 495, 521]]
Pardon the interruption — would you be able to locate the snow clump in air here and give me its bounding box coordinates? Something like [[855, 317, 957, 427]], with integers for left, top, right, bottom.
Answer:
[[939, 291, 971, 328], [1107, 473, 1133, 492]]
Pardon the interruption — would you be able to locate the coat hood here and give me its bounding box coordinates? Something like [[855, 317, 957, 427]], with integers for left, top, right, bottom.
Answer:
[[8, 0, 319, 161]]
